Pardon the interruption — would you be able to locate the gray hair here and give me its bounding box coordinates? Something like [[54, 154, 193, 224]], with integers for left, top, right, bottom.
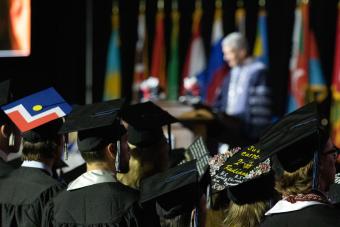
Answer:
[[221, 32, 248, 51]]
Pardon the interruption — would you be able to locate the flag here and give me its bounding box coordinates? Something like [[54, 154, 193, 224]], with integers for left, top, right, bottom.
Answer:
[[197, 6, 224, 102], [253, 9, 269, 65], [235, 5, 246, 35], [167, 6, 180, 100], [132, 3, 148, 101], [308, 31, 327, 103], [331, 3, 340, 148], [287, 2, 309, 112], [150, 8, 166, 90], [103, 10, 121, 100], [181, 7, 206, 96], [2, 87, 72, 132]]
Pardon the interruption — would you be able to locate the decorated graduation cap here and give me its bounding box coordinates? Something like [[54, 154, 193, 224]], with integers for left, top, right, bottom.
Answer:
[[121, 101, 178, 150], [140, 160, 200, 218], [215, 102, 328, 191], [1, 87, 71, 142], [59, 99, 126, 152], [209, 147, 274, 205]]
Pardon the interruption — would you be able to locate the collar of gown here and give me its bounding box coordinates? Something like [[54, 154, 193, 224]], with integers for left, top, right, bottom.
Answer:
[[21, 160, 53, 176], [0, 149, 7, 161], [67, 169, 117, 191], [265, 199, 326, 216]]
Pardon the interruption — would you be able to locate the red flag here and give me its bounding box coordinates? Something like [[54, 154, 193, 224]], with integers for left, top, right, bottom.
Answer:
[[287, 2, 309, 112], [150, 9, 166, 90]]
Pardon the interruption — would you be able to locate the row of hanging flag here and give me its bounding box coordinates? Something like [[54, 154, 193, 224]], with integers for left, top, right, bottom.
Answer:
[[102, 0, 340, 146]]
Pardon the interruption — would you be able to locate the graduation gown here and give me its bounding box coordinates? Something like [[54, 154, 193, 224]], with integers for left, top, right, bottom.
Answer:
[[261, 203, 340, 227], [0, 158, 14, 177], [43, 170, 144, 227], [0, 167, 65, 227]]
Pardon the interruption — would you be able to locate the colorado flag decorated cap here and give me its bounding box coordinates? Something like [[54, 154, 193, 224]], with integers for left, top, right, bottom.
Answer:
[[1, 87, 72, 132]]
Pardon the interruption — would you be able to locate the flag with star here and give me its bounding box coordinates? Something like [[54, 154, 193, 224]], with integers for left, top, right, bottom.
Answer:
[[1, 87, 72, 132]]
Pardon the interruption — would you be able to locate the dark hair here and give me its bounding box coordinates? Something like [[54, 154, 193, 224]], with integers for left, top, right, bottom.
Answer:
[[80, 148, 107, 163]]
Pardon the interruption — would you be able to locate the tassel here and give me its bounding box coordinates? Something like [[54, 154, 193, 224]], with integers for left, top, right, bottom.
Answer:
[[64, 142, 68, 160], [9, 133, 15, 147], [115, 140, 121, 172]]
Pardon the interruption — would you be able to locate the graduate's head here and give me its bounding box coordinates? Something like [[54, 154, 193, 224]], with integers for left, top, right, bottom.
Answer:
[[59, 99, 130, 173], [0, 80, 21, 155], [1, 87, 72, 162], [222, 32, 248, 67], [77, 123, 129, 173], [21, 118, 64, 161], [122, 101, 178, 170]]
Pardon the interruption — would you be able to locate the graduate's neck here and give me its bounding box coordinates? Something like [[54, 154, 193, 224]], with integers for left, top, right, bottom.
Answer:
[[86, 162, 115, 173]]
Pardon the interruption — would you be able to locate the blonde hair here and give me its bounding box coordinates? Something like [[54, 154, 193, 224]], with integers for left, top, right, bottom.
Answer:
[[275, 161, 313, 196], [223, 201, 269, 227], [117, 140, 169, 188]]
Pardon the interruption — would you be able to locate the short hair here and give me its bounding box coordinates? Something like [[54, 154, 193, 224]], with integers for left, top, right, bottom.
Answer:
[[22, 140, 57, 161], [275, 161, 313, 196], [221, 32, 248, 51], [80, 148, 107, 163]]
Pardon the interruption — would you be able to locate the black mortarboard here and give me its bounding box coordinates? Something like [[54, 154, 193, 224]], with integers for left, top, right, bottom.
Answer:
[[59, 99, 126, 152], [140, 161, 199, 217], [22, 118, 64, 142], [122, 101, 178, 149], [215, 102, 328, 187]]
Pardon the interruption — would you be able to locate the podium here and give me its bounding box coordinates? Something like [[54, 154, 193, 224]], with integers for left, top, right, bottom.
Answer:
[[155, 101, 214, 148]]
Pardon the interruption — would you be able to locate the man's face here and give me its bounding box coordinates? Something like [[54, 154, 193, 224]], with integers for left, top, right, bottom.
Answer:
[[222, 45, 246, 67], [319, 138, 337, 192]]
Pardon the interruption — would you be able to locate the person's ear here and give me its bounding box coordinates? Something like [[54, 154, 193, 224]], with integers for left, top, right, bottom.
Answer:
[[106, 143, 116, 160], [0, 124, 10, 138]]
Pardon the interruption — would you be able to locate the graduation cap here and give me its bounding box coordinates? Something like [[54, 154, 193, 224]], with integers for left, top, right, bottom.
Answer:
[[59, 99, 126, 152], [140, 160, 199, 218], [215, 102, 328, 190], [121, 101, 178, 150], [1, 87, 71, 142], [180, 137, 210, 180]]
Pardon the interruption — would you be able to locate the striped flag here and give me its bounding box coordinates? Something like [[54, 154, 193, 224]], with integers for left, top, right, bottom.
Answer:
[[150, 8, 166, 90], [253, 9, 269, 65], [287, 2, 309, 112], [308, 31, 327, 103], [197, 5, 224, 102], [167, 4, 180, 100], [331, 3, 340, 147], [132, 3, 148, 101], [103, 9, 121, 100], [181, 7, 206, 96]]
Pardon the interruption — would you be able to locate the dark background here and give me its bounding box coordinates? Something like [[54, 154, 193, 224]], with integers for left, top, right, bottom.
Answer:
[[0, 0, 338, 118]]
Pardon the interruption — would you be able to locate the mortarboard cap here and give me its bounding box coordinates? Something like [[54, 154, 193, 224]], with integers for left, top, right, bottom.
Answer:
[[214, 102, 328, 186], [1, 87, 71, 142], [59, 99, 126, 152], [122, 101, 178, 148], [140, 160, 199, 218], [209, 147, 274, 205], [183, 137, 210, 180]]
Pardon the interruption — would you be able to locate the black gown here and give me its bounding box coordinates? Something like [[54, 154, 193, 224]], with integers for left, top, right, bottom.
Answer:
[[260, 204, 340, 227], [0, 167, 65, 227], [43, 182, 146, 227], [0, 158, 14, 177]]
